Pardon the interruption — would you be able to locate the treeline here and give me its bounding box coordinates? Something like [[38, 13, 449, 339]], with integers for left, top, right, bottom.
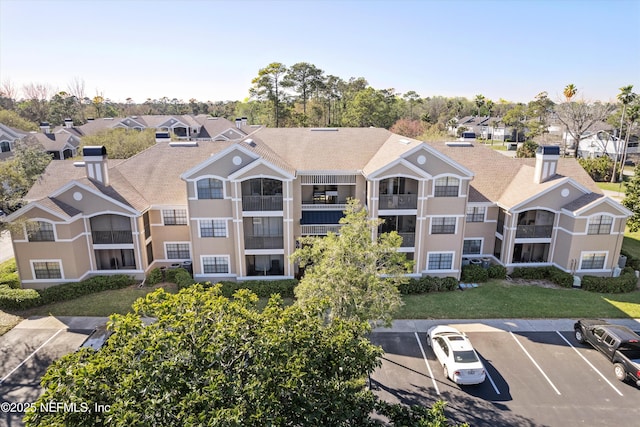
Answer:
[[0, 64, 519, 134]]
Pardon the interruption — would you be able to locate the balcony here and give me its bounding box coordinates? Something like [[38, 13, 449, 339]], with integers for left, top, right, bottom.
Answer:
[[92, 230, 133, 244], [300, 225, 342, 235], [242, 195, 283, 211], [515, 225, 553, 239], [379, 194, 417, 210], [244, 235, 284, 250], [397, 232, 415, 248]]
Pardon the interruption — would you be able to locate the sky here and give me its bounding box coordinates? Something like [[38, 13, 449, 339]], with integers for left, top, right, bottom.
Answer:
[[1, 0, 639, 105]]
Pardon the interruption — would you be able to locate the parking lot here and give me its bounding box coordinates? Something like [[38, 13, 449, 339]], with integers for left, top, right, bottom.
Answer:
[[371, 321, 640, 427], [0, 317, 106, 427], [2, 317, 639, 427]]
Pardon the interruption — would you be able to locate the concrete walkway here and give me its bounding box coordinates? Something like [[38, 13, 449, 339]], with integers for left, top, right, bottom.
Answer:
[[374, 318, 640, 333], [0, 230, 13, 263]]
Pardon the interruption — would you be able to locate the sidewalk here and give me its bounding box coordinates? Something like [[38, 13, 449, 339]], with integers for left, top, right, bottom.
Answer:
[[374, 318, 640, 333]]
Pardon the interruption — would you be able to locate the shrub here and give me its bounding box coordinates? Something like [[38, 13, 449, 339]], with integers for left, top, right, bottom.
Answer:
[[0, 271, 20, 289], [38, 275, 136, 305], [216, 279, 298, 298], [510, 266, 573, 288], [146, 268, 164, 286], [620, 249, 640, 271], [578, 156, 616, 182], [398, 276, 458, 294], [581, 268, 638, 293], [175, 269, 195, 289], [487, 264, 507, 280], [0, 285, 41, 310], [461, 264, 488, 283]]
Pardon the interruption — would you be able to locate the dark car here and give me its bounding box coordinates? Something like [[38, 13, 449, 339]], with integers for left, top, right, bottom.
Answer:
[[574, 319, 640, 387]]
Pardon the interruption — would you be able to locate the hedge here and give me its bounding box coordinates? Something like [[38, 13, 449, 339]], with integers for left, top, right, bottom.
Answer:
[[581, 267, 638, 293], [0, 285, 41, 310], [510, 266, 573, 288], [461, 265, 488, 283], [0, 259, 20, 289], [397, 276, 458, 294], [215, 279, 298, 298], [0, 275, 136, 311]]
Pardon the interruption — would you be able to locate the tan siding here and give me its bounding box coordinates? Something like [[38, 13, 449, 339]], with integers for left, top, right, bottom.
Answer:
[[56, 188, 135, 216]]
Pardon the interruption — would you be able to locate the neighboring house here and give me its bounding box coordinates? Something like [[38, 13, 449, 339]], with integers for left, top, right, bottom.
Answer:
[[3, 128, 631, 289], [56, 115, 250, 142], [22, 122, 82, 160], [0, 123, 28, 160], [572, 130, 639, 159], [451, 116, 521, 142]]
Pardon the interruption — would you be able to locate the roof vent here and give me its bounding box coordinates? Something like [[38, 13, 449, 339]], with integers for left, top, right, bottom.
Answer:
[[445, 141, 474, 147], [245, 138, 256, 147], [310, 128, 338, 131], [398, 138, 411, 145], [169, 141, 198, 147], [207, 117, 219, 120]]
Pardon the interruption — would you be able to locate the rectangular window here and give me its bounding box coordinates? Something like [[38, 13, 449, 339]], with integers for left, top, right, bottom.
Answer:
[[466, 206, 486, 222], [203, 256, 229, 274], [28, 222, 55, 242], [166, 243, 190, 259], [146, 242, 154, 264], [434, 177, 459, 197], [431, 217, 456, 234], [163, 209, 187, 225], [580, 253, 606, 270], [428, 253, 453, 270], [587, 215, 613, 235], [33, 261, 62, 279], [463, 239, 482, 255], [200, 219, 227, 237]]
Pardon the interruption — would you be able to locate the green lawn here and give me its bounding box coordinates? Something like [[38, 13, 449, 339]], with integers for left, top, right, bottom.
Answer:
[[397, 281, 640, 319], [596, 181, 627, 193], [623, 228, 640, 260]]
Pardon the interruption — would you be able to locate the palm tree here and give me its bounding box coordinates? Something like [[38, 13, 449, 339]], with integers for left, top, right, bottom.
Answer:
[[618, 98, 639, 182], [563, 84, 578, 102], [474, 94, 485, 116], [612, 85, 636, 182]]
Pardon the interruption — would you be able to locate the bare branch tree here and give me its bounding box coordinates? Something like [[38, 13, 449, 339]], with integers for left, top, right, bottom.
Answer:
[[554, 100, 615, 158]]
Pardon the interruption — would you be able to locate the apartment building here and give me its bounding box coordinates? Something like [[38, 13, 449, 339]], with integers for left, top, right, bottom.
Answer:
[[4, 126, 631, 289]]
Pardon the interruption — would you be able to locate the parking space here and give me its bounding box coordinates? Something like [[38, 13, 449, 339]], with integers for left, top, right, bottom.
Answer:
[[371, 325, 640, 427], [0, 316, 107, 426]]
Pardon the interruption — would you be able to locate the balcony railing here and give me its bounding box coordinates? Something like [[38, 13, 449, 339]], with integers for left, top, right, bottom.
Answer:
[[397, 232, 415, 248], [379, 194, 417, 210], [92, 230, 133, 244], [244, 235, 284, 249], [300, 225, 342, 235], [242, 195, 283, 211], [301, 202, 348, 211], [515, 225, 553, 239]]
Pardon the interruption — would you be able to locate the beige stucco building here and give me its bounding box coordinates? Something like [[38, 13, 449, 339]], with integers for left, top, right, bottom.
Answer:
[[4, 122, 632, 289]]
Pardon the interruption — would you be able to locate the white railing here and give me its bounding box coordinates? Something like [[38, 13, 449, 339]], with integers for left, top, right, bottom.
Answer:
[[301, 203, 348, 211], [299, 174, 357, 185], [300, 225, 342, 235]]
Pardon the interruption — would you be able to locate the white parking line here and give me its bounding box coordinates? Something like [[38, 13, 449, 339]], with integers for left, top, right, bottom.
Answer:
[[510, 331, 561, 395], [484, 364, 501, 395], [0, 329, 65, 385], [414, 332, 440, 395], [555, 331, 624, 397]]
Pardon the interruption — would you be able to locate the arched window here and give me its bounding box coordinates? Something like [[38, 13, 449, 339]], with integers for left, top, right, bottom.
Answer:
[[28, 221, 55, 241], [197, 178, 223, 199], [434, 177, 459, 197]]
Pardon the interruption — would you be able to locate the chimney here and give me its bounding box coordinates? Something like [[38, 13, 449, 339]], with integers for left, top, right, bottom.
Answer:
[[64, 118, 73, 128], [82, 146, 109, 186], [241, 117, 247, 126], [40, 122, 50, 134], [534, 145, 560, 184], [235, 118, 242, 128]]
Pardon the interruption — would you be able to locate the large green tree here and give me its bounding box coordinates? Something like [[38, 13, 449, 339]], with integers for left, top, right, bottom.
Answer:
[[0, 141, 52, 213], [26, 286, 380, 426], [250, 62, 290, 127], [291, 200, 411, 327], [283, 62, 325, 125], [81, 128, 156, 159], [623, 163, 640, 232]]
